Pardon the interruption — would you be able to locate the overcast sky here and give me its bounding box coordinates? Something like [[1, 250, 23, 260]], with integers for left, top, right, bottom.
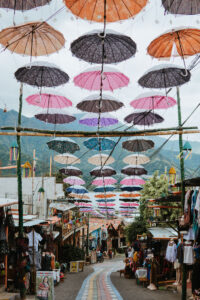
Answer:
[[0, 0, 200, 141]]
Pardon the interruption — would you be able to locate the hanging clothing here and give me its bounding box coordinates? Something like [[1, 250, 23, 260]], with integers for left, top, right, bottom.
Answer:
[[184, 243, 194, 265], [165, 241, 177, 263], [27, 230, 43, 251], [193, 244, 200, 259], [184, 227, 195, 241], [177, 243, 184, 264], [192, 261, 200, 293], [184, 190, 191, 212]]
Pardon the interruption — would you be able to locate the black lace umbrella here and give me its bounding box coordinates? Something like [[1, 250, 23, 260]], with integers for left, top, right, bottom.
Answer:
[[71, 31, 136, 64], [77, 95, 123, 113], [162, 0, 200, 15], [59, 166, 82, 176], [122, 139, 154, 152], [0, 0, 51, 11], [47, 138, 79, 154], [121, 165, 147, 176], [35, 113, 75, 124], [90, 166, 116, 177], [124, 111, 164, 125]]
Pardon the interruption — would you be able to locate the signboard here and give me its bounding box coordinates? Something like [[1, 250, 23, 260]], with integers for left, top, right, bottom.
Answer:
[[70, 261, 79, 273], [36, 271, 54, 300]]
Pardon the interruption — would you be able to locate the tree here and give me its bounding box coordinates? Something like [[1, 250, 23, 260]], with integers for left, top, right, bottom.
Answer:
[[125, 217, 147, 243]]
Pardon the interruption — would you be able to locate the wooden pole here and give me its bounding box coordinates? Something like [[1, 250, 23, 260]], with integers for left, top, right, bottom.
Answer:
[[49, 156, 52, 177]]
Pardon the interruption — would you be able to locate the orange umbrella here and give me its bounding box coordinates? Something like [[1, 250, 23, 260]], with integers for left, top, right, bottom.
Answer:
[[64, 0, 148, 23], [119, 193, 141, 198], [0, 21, 65, 57], [95, 193, 116, 199]]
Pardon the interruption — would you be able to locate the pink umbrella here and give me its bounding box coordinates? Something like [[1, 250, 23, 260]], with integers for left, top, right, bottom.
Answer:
[[26, 93, 72, 108], [75, 202, 92, 207], [63, 176, 85, 185], [92, 177, 117, 186], [120, 176, 145, 185], [80, 208, 94, 212], [74, 67, 129, 91], [98, 203, 116, 207], [130, 92, 176, 110], [121, 202, 139, 207]]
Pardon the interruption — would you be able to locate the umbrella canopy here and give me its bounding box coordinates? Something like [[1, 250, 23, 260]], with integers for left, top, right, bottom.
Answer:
[[84, 138, 115, 151], [119, 193, 141, 198], [79, 113, 118, 127], [47, 138, 79, 154], [77, 95, 123, 113], [90, 166, 116, 177], [71, 31, 136, 64], [92, 177, 117, 186], [121, 202, 139, 207], [94, 186, 115, 192], [68, 193, 90, 200], [64, 0, 148, 22], [98, 203, 116, 207], [80, 208, 94, 212], [59, 166, 82, 176], [26, 93, 72, 108], [54, 153, 80, 165], [124, 111, 164, 126], [74, 67, 129, 91], [121, 165, 147, 176], [88, 154, 115, 166], [0, 0, 51, 10], [0, 22, 65, 56], [138, 64, 191, 89], [35, 112, 75, 124], [122, 139, 154, 152], [121, 185, 143, 191], [96, 199, 115, 203], [75, 202, 92, 207], [66, 186, 88, 194], [130, 93, 176, 110], [120, 176, 145, 185], [123, 154, 150, 165], [63, 176, 85, 185], [162, 0, 200, 15], [95, 193, 116, 199], [15, 62, 69, 87], [119, 198, 140, 202]]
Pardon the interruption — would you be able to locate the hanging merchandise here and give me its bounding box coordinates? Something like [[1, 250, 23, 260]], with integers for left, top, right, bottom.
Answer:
[[184, 241, 194, 265], [9, 141, 18, 163], [177, 141, 192, 160], [22, 161, 32, 177], [165, 239, 177, 263]]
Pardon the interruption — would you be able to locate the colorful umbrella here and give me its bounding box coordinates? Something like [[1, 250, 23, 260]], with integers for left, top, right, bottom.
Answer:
[[68, 193, 90, 200], [98, 203, 116, 207], [64, 0, 148, 22], [162, 0, 200, 15], [84, 138, 115, 151], [119, 198, 140, 202], [35, 112, 76, 124], [92, 177, 117, 186], [75, 202, 92, 207], [79, 113, 118, 127], [130, 92, 176, 110], [59, 166, 82, 176], [77, 95, 123, 113], [122, 139, 154, 152], [95, 193, 116, 199], [71, 31, 136, 64], [96, 199, 115, 202], [74, 67, 129, 91], [88, 154, 115, 166], [0, 0, 51, 11], [26, 93, 72, 109], [121, 202, 139, 207], [120, 176, 145, 185], [47, 138, 79, 154], [80, 208, 94, 212], [63, 176, 85, 185], [94, 186, 115, 192], [124, 111, 164, 126], [121, 165, 147, 176], [121, 185, 142, 192], [123, 154, 150, 165], [119, 193, 141, 198], [54, 153, 80, 165], [90, 166, 116, 177], [66, 186, 88, 194]]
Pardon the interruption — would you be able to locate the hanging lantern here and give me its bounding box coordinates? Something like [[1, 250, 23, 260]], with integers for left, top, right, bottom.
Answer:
[[9, 141, 18, 163], [22, 161, 32, 177], [153, 208, 160, 217], [38, 187, 45, 201], [169, 166, 176, 185], [177, 141, 192, 160]]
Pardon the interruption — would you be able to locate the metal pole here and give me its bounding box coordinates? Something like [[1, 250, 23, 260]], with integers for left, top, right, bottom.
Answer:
[[86, 214, 89, 256], [177, 87, 186, 300]]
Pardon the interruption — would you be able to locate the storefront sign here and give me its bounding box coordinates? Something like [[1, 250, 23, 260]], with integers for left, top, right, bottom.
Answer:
[[70, 261, 79, 273], [36, 271, 54, 300]]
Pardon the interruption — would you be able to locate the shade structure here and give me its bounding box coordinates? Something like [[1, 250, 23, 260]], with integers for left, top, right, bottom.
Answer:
[[98, 203, 115, 207], [77, 95, 123, 113], [123, 154, 150, 165], [121, 165, 147, 176], [64, 0, 148, 22], [0, 22, 65, 57], [119, 193, 141, 198], [69, 193, 90, 200], [79, 113, 118, 127], [35, 112, 76, 124], [90, 166, 116, 177], [121, 202, 139, 207], [138, 65, 191, 89], [74, 67, 129, 91], [94, 186, 115, 192], [75, 202, 92, 207], [84, 138, 115, 151], [0, 0, 51, 10], [88, 154, 115, 166], [15, 62, 69, 87], [92, 177, 117, 186], [162, 0, 200, 15], [26, 93, 72, 108], [47, 138, 79, 154], [59, 166, 82, 176], [130, 93, 176, 110], [96, 199, 115, 203], [121, 185, 143, 191], [122, 139, 154, 152], [54, 153, 80, 165], [124, 111, 164, 126], [66, 186, 88, 194], [71, 31, 136, 64], [63, 176, 85, 185], [95, 193, 116, 199], [120, 176, 145, 185]]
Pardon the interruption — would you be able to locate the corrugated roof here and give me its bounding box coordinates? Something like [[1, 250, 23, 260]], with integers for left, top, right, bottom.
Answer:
[[148, 227, 178, 240], [0, 198, 18, 207]]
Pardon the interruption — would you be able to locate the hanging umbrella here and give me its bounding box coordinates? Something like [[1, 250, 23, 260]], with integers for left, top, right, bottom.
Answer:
[[95, 193, 116, 199], [74, 66, 129, 91], [122, 139, 154, 152], [138, 64, 191, 89], [0, 22, 65, 57], [54, 153, 80, 165], [90, 166, 116, 177], [88, 154, 115, 166], [121, 202, 139, 207], [80, 208, 94, 212], [130, 92, 177, 110], [66, 185, 88, 194], [59, 166, 82, 176], [35, 112, 76, 124], [0, 0, 51, 11], [119, 193, 141, 198], [26, 93, 72, 108], [98, 203, 116, 207], [68, 193, 90, 200], [75, 202, 92, 207], [96, 199, 115, 202], [79, 113, 118, 127], [121, 185, 142, 191], [162, 0, 200, 15], [71, 31, 136, 64], [84, 138, 116, 151], [71, 199, 91, 203], [119, 198, 140, 202], [63, 176, 85, 185], [123, 154, 150, 165], [120, 176, 145, 185], [124, 111, 164, 125], [77, 94, 123, 113], [121, 165, 147, 176], [47, 138, 79, 154], [92, 176, 117, 186], [94, 186, 115, 192], [15, 62, 69, 87]]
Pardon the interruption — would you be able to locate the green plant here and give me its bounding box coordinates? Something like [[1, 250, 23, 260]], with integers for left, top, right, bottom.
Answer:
[[62, 244, 85, 264]]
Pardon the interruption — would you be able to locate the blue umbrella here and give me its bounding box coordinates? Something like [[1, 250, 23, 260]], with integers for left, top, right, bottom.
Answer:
[[96, 199, 116, 203], [83, 138, 116, 151], [66, 185, 88, 194], [120, 185, 142, 192], [94, 186, 115, 192]]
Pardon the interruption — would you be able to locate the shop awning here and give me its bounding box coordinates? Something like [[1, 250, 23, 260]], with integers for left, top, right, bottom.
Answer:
[[0, 198, 18, 207], [49, 202, 76, 212], [22, 219, 46, 227], [148, 227, 178, 240], [176, 177, 200, 187]]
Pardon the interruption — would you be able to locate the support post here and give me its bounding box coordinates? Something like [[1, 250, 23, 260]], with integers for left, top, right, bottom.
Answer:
[[86, 214, 89, 257]]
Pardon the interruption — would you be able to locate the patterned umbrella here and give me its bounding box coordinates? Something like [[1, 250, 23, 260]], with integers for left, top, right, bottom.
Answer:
[[54, 153, 80, 165], [119, 193, 141, 198], [121, 165, 147, 176], [35, 112, 75, 124], [75, 202, 92, 207], [47, 138, 79, 154], [71, 199, 91, 203], [66, 186, 88, 194], [63, 176, 85, 185], [0, 0, 51, 10], [84, 138, 115, 151], [94, 186, 115, 192], [122, 139, 154, 152], [68, 193, 90, 200], [96, 199, 115, 202], [74, 67, 129, 91], [95, 193, 116, 199], [77, 95, 123, 113], [88, 154, 115, 166], [119, 198, 140, 202], [121, 185, 142, 191], [71, 31, 136, 64], [79, 113, 118, 127], [121, 202, 139, 207], [138, 64, 191, 89], [92, 177, 117, 186], [130, 92, 176, 110], [80, 208, 94, 212], [59, 166, 82, 176], [98, 203, 116, 207], [162, 0, 200, 15], [120, 176, 145, 185], [26, 93, 72, 108], [124, 111, 164, 126], [90, 166, 116, 177], [123, 154, 150, 165]]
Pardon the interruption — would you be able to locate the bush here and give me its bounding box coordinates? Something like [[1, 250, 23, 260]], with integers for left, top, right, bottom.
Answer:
[[62, 244, 85, 264]]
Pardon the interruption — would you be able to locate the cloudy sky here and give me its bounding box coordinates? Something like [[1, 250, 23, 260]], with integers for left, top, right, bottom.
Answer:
[[0, 0, 200, 141]]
